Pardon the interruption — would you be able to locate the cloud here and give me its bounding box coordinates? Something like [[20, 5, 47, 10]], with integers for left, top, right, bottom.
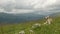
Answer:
[[0, 0, 60, 14], [0, 8, 34, 14]]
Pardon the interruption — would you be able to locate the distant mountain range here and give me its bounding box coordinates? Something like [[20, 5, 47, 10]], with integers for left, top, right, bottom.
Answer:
[[0, 13, 45, 23], [0, 12, 60, 23]]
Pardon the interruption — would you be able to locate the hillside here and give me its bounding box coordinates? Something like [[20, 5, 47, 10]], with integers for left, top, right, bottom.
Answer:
[[0, 13, 44, 23], [0, 14, 60, 34], [50, 12, 60, 17]]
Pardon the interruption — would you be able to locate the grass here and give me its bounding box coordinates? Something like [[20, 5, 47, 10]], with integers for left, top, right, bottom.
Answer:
[[0, 16, 60, 34]]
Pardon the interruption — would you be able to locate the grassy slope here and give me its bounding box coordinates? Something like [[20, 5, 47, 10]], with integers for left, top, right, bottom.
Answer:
[[0, 16, 60, 34]]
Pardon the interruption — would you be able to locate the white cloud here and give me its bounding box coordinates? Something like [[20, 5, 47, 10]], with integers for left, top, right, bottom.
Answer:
[[0, 9, 34, 14], [15, 0, 57, 9], [0, 0, 15, 4], [8, 9, 34, 14], [0, 0, 60, 14]]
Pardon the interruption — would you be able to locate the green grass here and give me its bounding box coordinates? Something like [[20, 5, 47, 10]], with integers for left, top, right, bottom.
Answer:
[[0, 16, 60, 34]]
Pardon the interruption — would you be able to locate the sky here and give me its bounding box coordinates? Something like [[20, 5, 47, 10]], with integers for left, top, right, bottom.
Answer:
[[0, 0, 60, 14]]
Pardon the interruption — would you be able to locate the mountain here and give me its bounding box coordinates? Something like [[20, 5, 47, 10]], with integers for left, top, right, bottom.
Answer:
[[0, 13, 45, 23], [50, 12, 60, 17], [0, 12, 59, 23]]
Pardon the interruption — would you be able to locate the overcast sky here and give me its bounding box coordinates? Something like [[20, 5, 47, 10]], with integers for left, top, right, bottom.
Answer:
[[0, 0, 60, 14]]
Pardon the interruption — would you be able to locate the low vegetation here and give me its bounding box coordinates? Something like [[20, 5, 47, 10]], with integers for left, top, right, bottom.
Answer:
[[0, 16, 60, 34]]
